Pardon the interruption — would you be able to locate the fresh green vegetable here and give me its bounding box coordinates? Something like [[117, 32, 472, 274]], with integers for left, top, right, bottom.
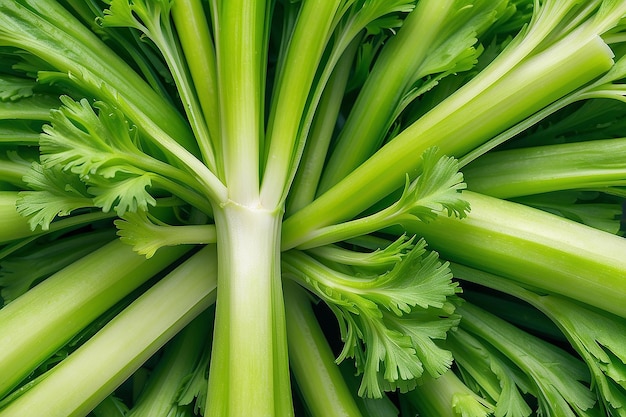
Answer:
[[1, 1, 626, 417]]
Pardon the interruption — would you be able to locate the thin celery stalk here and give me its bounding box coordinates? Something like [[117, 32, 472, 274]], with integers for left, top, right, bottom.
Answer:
[[0, 245, 218, 417], [317, 0, 458, 193], [403, 191, 626, 318], [0, 240, 188, 399], [261, 0, 343, 207], [286, 36, 359, 215], [171, 0, 222, 177], [404, 371, 494, 417], [0, 159, 30, 188], [125, 310, 212, 417], [0, 191, 35, 243], [282, 33, 614, 249], [284, 281, 363, 417], [463, 138, 626, 198]]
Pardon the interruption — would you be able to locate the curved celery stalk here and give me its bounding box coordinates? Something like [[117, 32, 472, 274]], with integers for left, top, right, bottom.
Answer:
[[282, 32, 615, 249], [0, 245, 217, 417], [403, 191, 626, 318], [0, 240, 189, 399], [0, 0, 197, 155], [284, 281, 363, 417]]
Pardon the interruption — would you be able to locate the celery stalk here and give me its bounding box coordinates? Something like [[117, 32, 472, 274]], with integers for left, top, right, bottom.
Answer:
[[282, 33, 615, 249], [0, 245, 217, 417], [284, 281, 363, 417], [404, 191, 626, 318], [0, 240, 188, 399]]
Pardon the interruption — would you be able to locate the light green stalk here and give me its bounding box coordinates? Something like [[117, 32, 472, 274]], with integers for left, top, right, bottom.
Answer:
[[0, 191, 35, 243], [0, 240, 188, 399], [405, 371, 494, 417], [0, 245, 218, 417], [213, 0, 266, 205], [463, 138, 626, 198], [207, 203, 291, 417], [125, 310, 212, 417], [284, 281, 363, 417], [317, 0, 490, 193], [261, 0, 343, 207], [282, 30, 615, 249], [403, 191, 626, 318], [171, 0, 221, 176]]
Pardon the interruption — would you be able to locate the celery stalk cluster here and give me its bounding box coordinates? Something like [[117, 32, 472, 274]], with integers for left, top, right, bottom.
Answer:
[[1, 1, 626, 416]]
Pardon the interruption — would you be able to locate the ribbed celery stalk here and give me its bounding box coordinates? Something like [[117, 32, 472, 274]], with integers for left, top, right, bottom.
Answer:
[[284, 281, 363, 417], [0, 240, 189, 399], [282, 33, 615, 250], [0, 245, 217, 417], [403, 191, 626, 318]]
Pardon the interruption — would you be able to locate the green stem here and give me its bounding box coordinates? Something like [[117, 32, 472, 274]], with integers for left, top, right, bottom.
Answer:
[[463, 138, 626, 198], [0, 240, 189, 400], [284, 281, 363, 417], [286, 36, 359, 215], [282, 32, 614, 249], [318, 0, 459, 193], [261, 0, 343, 207], [206, 203, 292, 417], [214, 0, 266, 204], [403, 191, 626, 318], [404, 371, 494, 417], [0, 245, 217, 417], [171, 0, 222, 176], [125, 309, 212, 417]]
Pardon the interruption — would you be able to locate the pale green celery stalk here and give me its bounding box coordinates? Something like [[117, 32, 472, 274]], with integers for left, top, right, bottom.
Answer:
[[0, 158, 30, 188], [205, 1, 291, 416], [260, 0, 343, 207], [317, 0, 491, 193], [171, 0, 222, 177], [101, 0, 216, 172], [463, 138, 626, 198], [286, 36, 358, 214], [0, 245, 218, 417], [0, 191, 33, 242], [282, 31, 615, 249], [404, 371, 494, 417], [402, 191, 626, 318], [213, 0, 265, 204], [207, 204, 290, 417], [0, 121, 42, 145], [284, 281, 363, 417], [125, 310, 212, 417], [0, 239, 188, 400], [0, 0, 197, 154]]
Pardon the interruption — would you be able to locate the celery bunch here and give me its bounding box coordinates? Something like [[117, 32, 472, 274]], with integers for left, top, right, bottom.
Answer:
[[1, 1, 626, 416]]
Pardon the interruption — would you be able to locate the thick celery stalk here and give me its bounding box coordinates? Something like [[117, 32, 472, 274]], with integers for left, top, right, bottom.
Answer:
[[0, 240, 188, 398], [404, 191, 626, 318], [0, 245, 217, 417]]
